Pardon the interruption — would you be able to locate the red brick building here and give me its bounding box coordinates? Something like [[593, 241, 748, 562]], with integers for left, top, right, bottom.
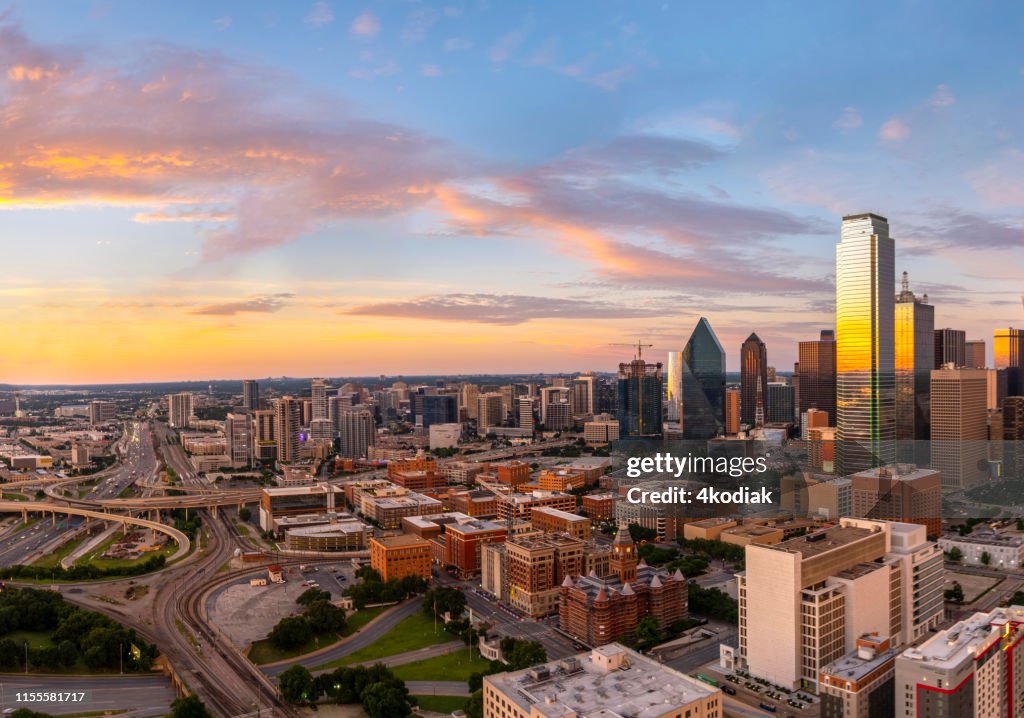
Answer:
[[431, 516, 507, 578], [581, 492, 619, 520], [559, 525, 687, 645]]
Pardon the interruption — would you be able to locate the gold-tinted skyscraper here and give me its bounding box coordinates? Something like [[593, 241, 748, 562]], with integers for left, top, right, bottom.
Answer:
[[994, 328, 1023, 397], [895, 272, 934, 450], [836, 213, 896, 476]]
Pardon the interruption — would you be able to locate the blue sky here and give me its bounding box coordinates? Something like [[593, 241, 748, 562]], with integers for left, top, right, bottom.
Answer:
[[0, 1, 1022, 382]]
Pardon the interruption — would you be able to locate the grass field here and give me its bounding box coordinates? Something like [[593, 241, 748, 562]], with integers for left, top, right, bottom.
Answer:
[[391, 648, 490, 682], [412, 695, 468, 713], [343, 605, 387, 635], [31, 535, 87, 568], [316, 611, 450, 670], [248, 606, 390, 665]]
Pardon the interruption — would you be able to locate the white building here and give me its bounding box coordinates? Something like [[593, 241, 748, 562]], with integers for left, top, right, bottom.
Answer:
[[938, 532, 1024, 569], [429, 423, 461, 450]]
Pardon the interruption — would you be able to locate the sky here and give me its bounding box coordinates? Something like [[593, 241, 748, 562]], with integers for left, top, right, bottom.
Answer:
[[1, 0, 1022, 384]]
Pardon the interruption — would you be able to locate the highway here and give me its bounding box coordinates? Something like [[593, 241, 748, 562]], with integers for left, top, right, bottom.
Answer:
[[0, 674, 178, 717]]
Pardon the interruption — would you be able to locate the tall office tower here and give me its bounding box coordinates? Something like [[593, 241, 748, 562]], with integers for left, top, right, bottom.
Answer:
[[724, 387, 741, 435], [615, 351, 663, 438], [797, 330, 837, 426], [516, 396, 536, 432], [934, 328, 966, 368], [895, 606, 1024, 718], [546, 402, 572, 432], [929, 367, 988, 489], [766, 382, 794, 424], [309, 417, 334, 442], [275, 396, 301, 463], [665, 351, 683, 422], [300, 399, 313, 426], [850, 465, 942, 537], [338, 407, 376, 459], [965, 339, 986, 369], [539, 386, 570, 425], [167, 392, 194, 429], [88, 400, 116, 425], [311, 378, 329, 421], [254, 409, 276, 442], [994, 327, 1023, 396], [740, 333, 769, 426], [737, 518, 943, 691], [460, 383, 479, 420], [1004, 397, 1024, 479], [477, 392, 505, 436], [242, 379, 260, 412], [836, 213, 896, 476], [680, 317, 726, 439], [419, 394, 457, 428], [986, 368, 1008, 411], [570, 374, 595, 417], [224, 413, 252, 467], [895, 273, 935, 465]]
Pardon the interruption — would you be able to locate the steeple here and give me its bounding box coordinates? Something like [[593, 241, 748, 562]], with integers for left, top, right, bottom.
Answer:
[[609, 521, 637, 583]]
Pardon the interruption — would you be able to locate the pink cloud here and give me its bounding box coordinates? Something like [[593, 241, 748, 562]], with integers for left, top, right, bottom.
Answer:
[[929, 84, 955, 107], [879, 117, 910, 141], [305, 2, 334, 27], [350, 11, 380, 37]]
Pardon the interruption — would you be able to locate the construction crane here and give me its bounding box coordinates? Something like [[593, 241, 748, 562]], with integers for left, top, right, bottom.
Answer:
[[477, 478, 519, 607], [609, 341, 654, 360]]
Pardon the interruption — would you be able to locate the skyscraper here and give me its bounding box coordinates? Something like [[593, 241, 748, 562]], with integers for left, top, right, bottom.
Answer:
[[929, 367, 988, 489], [797, 330, 837, 426], [965, 339, 986, 369], [615, 351, 663, 438], [275, 396, 301, 464], [836, 213, 896, 475], [311, 378, 329, 421], [477, 392, 505, 436], [895, 273, 934, 450], [766, 382, 794, 424], [740, 333, 769, 426], [242, 379, 259, 412], [570, 374, 595, 417], [680, 317, 726, 439], [994, 327, 1023, 396], [665, 351, 683, 423], [338, 406, 376, 459], [724, 387, 740, 435], [225, 413, 252, 467], [167, 392, 194, 429], [934, 328, 966, 368]]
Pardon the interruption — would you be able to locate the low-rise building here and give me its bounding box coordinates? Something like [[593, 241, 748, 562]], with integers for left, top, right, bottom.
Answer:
[[580, 492, 618, 520], [283, 517, 371, 551], [938, 532, 1024, 569], [370, 534, 432, 582], [530, 506, 591, 539], [432, 516, 507, 577], [818, 634, 898, 718]]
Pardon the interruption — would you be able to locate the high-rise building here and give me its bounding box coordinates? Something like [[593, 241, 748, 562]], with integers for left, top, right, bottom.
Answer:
[[665, 351, 683, 423], [242, 379, 260, 412], [895, 605, 1024, 718], [738, 518, 944, 691], [849, 465, 942, 537], [836, 213, 896, 475], [253, 408, 277, 461], [740, 333, 769, 426], [225, 413, 252, 467], [929, 367, 988, 489], [477, 392, 505, 436], [798, 329, 837, 426], [338, 407, 375, 459], [539, 386, 570, 426], [681, 317, 726, 439], [766, 382, 794, 424], [724, 387, 741, 435], [895, 273, 934, 448], [167, 392, 194, 429], [987, 368, 1008, 411], [459, 383, 479, 420], [275, 396, 301, 463], [993, 327, 1023, 396], [1003, 396, 1024, 479], [311, 378, 329, 421], [419, 394, 457, 428], [934, 328, 966, 369], [965, 339, 986, 369], [88, 400, 116, 425], [615, 351, 663, 438], [516, 396, 535, 432], [570, 374, 595, 417]]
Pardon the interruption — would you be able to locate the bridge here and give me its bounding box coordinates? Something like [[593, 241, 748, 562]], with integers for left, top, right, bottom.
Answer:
[[0, 501, 191, 561]]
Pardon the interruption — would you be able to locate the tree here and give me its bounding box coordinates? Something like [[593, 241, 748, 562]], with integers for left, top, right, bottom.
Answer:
[[423, 586, 466, 619], [238, 507, 252, 521], [280, 664, 316, 703], [304, 600, 347, 634], [1009, 590, 1024, 606], [268, 616, 313, 650], [945, 582, 964, 604], [297, 587, 331, 606], [465, 690, 484, 718], [361, 681, 412, 718], [356, 565, 383, 582], [636, 616, 664, 647], [169, 695, 213, 718], [981, 551, 992, 566], [947, 546, 963, 563], [500, 638, 546, 669], [627, 524, 658, 542]]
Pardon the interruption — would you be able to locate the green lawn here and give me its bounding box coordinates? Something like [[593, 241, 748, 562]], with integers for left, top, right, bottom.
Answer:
[[5, 630, 56, 650], [413, 695, 468, 713], [391, 647, 491, 682], [31, 535, 87, 568], [248, 606, 390, 665], [1, 492, 30, 501], [315, 611, 450, 670]]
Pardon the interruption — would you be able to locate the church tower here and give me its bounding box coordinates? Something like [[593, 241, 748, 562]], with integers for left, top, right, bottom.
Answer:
[[609, 522, 637, 583]]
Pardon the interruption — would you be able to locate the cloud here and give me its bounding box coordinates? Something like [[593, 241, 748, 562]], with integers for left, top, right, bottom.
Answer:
[[213, 16, 232, 31], [349, 61, 399, 79], [548, 134, 726, 176], [444, 37, 472, 52], [344, 293, 673, 325], [350, 11, 380, 37], [929, 84, 955, 107], [305, 2, 334, 27], [191, 293, 295, 316], [879, 118, 910, 141], [833, 106, 863, 130], [133, 208, 234, 223], [966, 150, 1024, 207], [489, 25, 529, 63], [582, 65, 633, 91], [902, 210, 1023, 252], [421, 64, 442, 78], [401, 8, 439, 42]]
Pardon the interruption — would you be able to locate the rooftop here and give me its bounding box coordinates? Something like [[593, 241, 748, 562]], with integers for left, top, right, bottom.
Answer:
[[822, 644, 898, 683], [485, 644, 717, 718], [767, 524, 882, 558], [899, 606, 1024, 670], [373, 534, 430, 548]]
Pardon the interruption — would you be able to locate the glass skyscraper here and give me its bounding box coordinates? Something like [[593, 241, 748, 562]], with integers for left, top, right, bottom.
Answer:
[[616, 356, 663, 438], [994, 327, 1023, 397], [681, 317, 726, 439], [836, 213, 896, 475], [665, 351, 683, 423], [740, 332, 769, 426], [797, 330, 837, 426], [895, 272, 934, 465]]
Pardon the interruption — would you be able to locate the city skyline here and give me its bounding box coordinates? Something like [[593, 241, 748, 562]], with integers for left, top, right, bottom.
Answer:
[[2, 2, 1023, 383]]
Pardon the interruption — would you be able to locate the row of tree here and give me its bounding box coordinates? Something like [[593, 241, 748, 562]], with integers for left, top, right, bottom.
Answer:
[[267, 588, 349, 650], [279, 663, 413, 718], [343, 567, 428, 610]]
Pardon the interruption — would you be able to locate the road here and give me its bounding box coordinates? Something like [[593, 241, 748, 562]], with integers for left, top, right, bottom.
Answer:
[[0, 674, 177, 718], [462, 587, 577, 660]]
